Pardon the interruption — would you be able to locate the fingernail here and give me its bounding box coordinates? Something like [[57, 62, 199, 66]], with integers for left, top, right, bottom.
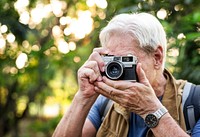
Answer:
[[101, 66, 105, 72], [102, 76, 107, 81], [104, 49, 109, 54]]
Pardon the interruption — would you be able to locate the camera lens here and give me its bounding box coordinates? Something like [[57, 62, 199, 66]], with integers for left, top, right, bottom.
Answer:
[[105, 61, 123, 80]]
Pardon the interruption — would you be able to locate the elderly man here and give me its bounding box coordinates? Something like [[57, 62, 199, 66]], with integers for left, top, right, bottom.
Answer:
[[53, 12, 198, 137]]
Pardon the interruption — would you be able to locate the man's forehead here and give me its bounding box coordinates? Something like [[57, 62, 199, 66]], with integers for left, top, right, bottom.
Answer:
[[105, 47, 137, 56], [104, 44, 139, 56]]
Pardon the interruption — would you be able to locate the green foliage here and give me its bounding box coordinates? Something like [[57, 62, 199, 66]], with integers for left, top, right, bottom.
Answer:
[[28, 116, 61, 136], [166, 10, 200, 84]]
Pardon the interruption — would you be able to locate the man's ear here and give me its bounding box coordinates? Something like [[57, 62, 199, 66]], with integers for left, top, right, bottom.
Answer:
[[153, 46, 164, 69]]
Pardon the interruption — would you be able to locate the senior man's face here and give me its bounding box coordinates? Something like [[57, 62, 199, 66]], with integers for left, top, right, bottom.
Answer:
[[103, 33, 157, 85]]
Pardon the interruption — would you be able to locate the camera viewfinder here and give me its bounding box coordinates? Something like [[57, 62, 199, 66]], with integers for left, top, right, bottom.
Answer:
[[122, 56, 133, 62]]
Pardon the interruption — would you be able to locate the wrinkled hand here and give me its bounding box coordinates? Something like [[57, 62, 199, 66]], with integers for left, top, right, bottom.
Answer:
[[77, 48, 108, 100], [94, 63, 163, 118]]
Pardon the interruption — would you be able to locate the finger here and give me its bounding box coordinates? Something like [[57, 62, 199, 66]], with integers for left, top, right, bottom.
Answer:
[[94, 81, 123, 98], [102, 76, 133, 90], [79, 67, 100, 83], [93, 47, 109, 55], [83, 61, 101, 78], [136, 63, 151, 87], [94, 85, 120, 102], [88, 51, 105, 72]]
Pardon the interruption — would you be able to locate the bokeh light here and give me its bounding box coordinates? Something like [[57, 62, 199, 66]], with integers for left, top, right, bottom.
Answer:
[[69, 42, 76, 51], [157, 8, 167, 20], [177, 33, 186, 40], [73, 56, 81, 63], [52, 25, 62, 38], [0, 37, 6, 54], [14, 0, 29, 10], [51, 0, 66, 17], [19, 11, 30, 25], [68, 10, 93, 39], [0, 37, 6, 49], [57, 39, 69, 54], [16, 53, 28, 69], [7, 33, 16, 43], [86, 0, 108, 9], [0, 25, 8, 33]]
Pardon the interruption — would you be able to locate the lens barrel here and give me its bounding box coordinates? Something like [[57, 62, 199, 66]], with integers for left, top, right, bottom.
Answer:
[[105, 61, 123, 80]]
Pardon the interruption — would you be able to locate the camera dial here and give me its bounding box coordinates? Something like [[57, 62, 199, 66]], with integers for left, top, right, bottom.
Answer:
[[105, 61, 124, 80]]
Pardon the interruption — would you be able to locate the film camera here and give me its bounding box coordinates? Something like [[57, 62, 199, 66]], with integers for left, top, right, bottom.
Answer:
[[102, 55, 138, 81]]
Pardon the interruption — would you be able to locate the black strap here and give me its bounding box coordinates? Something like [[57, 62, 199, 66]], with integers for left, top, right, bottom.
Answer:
[[100, 97, 113, 122], [100, 97, 110, 117], [183, 83, 200, 134]]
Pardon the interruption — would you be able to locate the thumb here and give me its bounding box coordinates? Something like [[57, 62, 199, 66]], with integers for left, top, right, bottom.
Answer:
[[136, 63, 151, 87]]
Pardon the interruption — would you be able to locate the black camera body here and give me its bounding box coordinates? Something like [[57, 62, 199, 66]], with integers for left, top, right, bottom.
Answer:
[[102, 55, 138, 81]]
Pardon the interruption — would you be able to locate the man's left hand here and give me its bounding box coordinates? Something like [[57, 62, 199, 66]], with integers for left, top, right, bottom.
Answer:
[[94, 63, 163, 118]]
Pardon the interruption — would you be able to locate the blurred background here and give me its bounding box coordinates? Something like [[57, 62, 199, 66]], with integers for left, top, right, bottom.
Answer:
[[0, 0, 199, 136]]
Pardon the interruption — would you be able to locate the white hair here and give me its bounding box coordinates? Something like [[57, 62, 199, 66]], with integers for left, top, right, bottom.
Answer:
[[99, 12, 167, 69]]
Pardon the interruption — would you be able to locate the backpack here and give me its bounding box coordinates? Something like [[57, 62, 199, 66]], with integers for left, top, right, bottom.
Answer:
[[182, 82, 200, 134], [100, 82, 200, 135]]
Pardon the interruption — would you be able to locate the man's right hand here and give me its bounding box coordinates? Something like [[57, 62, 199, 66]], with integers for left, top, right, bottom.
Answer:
[[77, 48, 108, 100]]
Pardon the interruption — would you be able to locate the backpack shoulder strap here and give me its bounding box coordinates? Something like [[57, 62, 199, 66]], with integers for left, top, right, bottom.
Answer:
[[100, 98, 113, 122], [182, 82, 200, 134], [182, 82, 193, 110]]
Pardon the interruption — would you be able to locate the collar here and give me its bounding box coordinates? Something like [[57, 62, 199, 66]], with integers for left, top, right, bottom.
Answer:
[[162, 69, 186, 123]]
